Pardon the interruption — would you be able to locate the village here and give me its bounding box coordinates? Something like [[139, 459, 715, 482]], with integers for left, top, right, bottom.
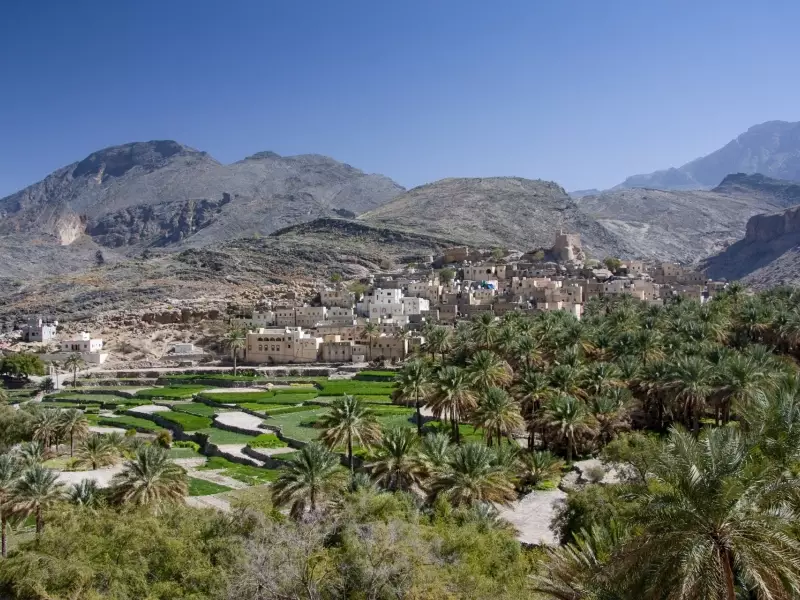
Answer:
[[1, 230, 726, 370]]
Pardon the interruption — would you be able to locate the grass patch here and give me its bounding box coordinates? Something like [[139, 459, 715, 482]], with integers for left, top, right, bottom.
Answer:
[[199, 457, 281, 485], [199, 391, 274, 403], [162, 373, 264, 382], [171, 402, 221, 417], [188, 477, 233, 496], [197, 428, 258, 445], [354, 370, 397, 382], [317, 381, 396, 396], [270, 450, 303, 462], [157, 411, 213, 431], [168, 447, 204, 459], [98, 415, 165, 433], [356, 395, 394, 404], [267, 408, 331, 443], [260, 405, 318, 416], [246, 433, 287, 449], [135, 386, 210, 400]]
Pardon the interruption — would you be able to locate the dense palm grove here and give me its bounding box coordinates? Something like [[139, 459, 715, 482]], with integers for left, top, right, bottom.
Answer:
[[1, 284, 800, 598]]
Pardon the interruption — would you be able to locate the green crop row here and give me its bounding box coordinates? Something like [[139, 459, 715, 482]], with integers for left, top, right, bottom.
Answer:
[[98, 415, 165, 433], [157, 411, 213, 431], [135, 386, 209, 400]]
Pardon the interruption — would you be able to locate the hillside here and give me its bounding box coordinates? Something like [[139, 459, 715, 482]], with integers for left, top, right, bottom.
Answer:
[[616, 120, 800, 190], [703, 204, 800, 288], [0, 141, 404, 254], [360, 177, 633, 258], [576, 175, 800, 262]]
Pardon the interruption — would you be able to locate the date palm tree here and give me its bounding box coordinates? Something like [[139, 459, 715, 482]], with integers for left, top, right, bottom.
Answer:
[[543, 393, 596, 463], [59, 408, 89, 457], [716, 353, 772, 425], [581, 362, 623, 398], [423, 326, 452, 362], [15, 441, 46, 467], [68, 478, 102, 508], [0, 454, 21, 556], [519, 450, 563, 489], [612, 427, 800, 600], [31, 409, 61, 452], [428, 365, 477, 443], [272, 442, 346, 519], [471, 386, 524, 447], [360, 322, 380, 361], [367, 427, 424, 492], [76, 433, 119, 470], [468, 349, 512, 391], [417, 432, 452, 476], [10, 464, 65, 535], [396, 359, 431, 435], [108, 445, 187, 511], [63, 352, 85, 388], [666, 354, 716, 434], [591, 389, 631, 446], [514, 368, 552, 449], [429, 442, 516, 507], [470, 312, 498, 349], [319, 395, 380, 476], [224, 327, 247, 375]]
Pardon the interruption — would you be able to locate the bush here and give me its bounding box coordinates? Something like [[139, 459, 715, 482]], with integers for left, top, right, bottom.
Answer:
[[584, 464, 606, 484], [156, 430, 173, 448], [173, 440, 201, 452], [246, 433, 287, 449]]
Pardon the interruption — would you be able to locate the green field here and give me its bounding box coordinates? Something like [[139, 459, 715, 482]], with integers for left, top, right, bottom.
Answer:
[[135, 386, 210, 400], [98, 415, 165, 433], [157, 411, 213, 431], [198, 391, 317, 405], [267, 408, 330, 443], [188, 477, 232, 496], [161, 373, 265, 382], [198, 457, 281, 485], [258, 405, 318, 416], [197, 428, 259, 445], [353, 370, 397, 381], [246, 433, 287, 449], [168, 447, 204, 459], [317, 381, 396, 396], [171, 402, 221, 417]]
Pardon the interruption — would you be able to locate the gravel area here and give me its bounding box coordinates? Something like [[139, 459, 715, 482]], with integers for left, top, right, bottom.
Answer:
[[89, 425, 127, 435], [497, 489, 566, 546], [186, 494, 232, 512], [56, 465, 124, 488], [185, 467, 249, 490], [214, 411, 264, 434]]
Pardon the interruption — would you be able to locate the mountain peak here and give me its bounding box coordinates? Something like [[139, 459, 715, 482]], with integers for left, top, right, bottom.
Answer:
[[616, 120, 800, 191], [243, 150, 282, 161], [71, 140, 204, 180]]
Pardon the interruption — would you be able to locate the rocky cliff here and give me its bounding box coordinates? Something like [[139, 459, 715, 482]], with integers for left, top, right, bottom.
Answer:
[[703, 204, 800, 287]]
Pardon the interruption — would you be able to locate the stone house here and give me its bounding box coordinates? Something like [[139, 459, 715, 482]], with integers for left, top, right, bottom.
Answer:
[[243, 327, 322, 364], [21, 317, 57, 343], [319, 288, 356, 308], [231, 311, 276, 329]]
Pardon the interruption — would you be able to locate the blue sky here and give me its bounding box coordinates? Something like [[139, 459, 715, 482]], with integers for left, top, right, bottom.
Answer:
[[2, 0, 800, 197]]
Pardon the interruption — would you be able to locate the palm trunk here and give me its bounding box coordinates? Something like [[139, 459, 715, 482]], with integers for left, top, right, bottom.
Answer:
[[566, 435, 573, 464], [415, 391, 422, 435], [722, 549, 736, 600], [70, 432, 74, 457], [35, 507, 43, 536], [1, 513, 6, 557], [73, 367, 77, 387], [347, 432, 354, 476]]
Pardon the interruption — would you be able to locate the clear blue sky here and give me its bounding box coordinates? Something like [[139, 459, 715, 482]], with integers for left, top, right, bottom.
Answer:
[[2, 0, 800, 197]]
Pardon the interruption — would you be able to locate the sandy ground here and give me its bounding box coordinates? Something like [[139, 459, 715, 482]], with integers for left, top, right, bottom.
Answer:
[[56, 465, 125, 488], [128, 404, 172, 414], [89, 425, 127, 435], [497, 489, 567, 546], [185, 465, 249, 489], [214, 412, 264, 434], [246, 446, 296, 458]]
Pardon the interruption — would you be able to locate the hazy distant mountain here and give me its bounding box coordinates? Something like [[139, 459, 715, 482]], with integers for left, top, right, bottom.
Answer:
[[0, 140, 404, 252], [616, 121, 800, 190], [568, 188, 602, 199], [576, 173, 800, 263], [360, 177, 633, 258]]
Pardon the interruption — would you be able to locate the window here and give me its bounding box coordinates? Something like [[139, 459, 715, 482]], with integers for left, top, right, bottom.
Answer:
[[258, 345, 262, 351]]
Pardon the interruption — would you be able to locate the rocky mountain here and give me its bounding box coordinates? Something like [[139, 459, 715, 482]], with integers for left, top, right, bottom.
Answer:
[[360, 177, 633, 259], [616, 121, 800, 190], [703, 203, 800, 288], [576, 174, 800, 263], [0, 140, 404, 251]]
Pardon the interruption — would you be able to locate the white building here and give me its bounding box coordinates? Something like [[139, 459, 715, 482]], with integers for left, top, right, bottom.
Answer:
[[243, 327, 322, 364], [295, 306, 328, 328], [21, 317, 58, 342], [60, 332, 107, 364], [231, 311, 276, 329], [401, 296, 430, 315]]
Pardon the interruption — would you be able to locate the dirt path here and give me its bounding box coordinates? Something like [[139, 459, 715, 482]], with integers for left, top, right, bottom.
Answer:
[[497, 489, 566, 546]]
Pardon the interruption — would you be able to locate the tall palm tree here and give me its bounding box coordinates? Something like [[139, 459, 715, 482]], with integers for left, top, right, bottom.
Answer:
[[430, 443, 516, 507], [470, 312, 498, 349], [64, 353, 85, 388], [318, 394, 380, 476], [15, 441, 46, 468], [581, 362, 623, 398], [417, 432, 452, 476], [428, 365, 477, 443], [716, 353, 772, 425], [423, 326, 452, 361], [108, 445, 187, 511], [548, 364, 585, 399], [271, 442, 346, 519], [471, 386, 524, 447], [612, 427, 800, 600], [10, 464, 65, 535], [514, 368, 552, 449], [543, 393, 596, 463], [367, 427, 424, 492], [0, 454, 20, 556], [467, 349, 512, 391], [224, 327, 247, 375], [516, 334, 544, 370], [360, 322, 380, 360], [31, 409, 61, 452], [396, 360, 431, 435], [76, 433, 119, 470], [59, 408, 89, 457], [493, 323, 520, 362], [666, 354, 716, 434], [590, 391, 631, 446]]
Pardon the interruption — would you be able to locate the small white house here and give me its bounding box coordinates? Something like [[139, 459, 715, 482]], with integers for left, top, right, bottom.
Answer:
[[61, 332, 103, 353]]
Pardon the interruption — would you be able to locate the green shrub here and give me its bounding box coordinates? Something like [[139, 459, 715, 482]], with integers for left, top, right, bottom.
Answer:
[[173, 441, 201, 452], [246, 433, 287, 449]]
